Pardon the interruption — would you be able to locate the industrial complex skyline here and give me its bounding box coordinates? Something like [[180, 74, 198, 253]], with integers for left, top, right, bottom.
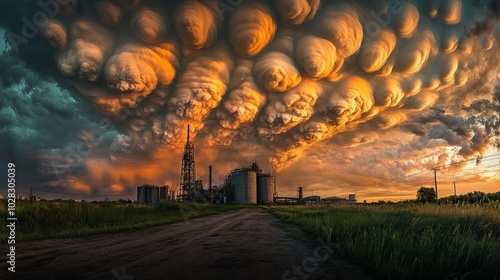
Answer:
[[1, 0, 499, 202]]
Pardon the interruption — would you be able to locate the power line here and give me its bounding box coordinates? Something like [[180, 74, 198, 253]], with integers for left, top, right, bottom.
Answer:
[[368, 153, 500, 189], [393, 154, 498, 185], [430, 153, 500, 170], [442, 168, 500, 181], [396, 163, 500, 191]]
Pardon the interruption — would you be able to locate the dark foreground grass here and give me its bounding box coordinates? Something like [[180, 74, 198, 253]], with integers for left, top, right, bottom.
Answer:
[[0, 200, 244, 242], [266, 203, 500, 280]]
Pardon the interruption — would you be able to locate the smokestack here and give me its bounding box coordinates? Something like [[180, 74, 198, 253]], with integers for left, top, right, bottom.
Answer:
[[209, 165, 213, 204]]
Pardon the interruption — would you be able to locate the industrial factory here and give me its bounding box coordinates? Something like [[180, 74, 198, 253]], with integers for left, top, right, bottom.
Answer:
[[136, 126, 276, 205], [136, 185, 171, 204], [228, 163, 275, 204], [136, 126, 355, 205]]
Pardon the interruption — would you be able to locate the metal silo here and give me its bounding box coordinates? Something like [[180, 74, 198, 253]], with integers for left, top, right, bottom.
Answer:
[[257, 173, 273, 204], [231, 169, 257, 204]]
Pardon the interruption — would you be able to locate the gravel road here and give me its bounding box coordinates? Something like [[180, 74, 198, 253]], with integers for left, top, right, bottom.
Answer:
[[1, 208, 373, 280]]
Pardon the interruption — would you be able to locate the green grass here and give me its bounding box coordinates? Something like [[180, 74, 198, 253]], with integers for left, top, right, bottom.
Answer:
[[0, 200, 244, 242], [265, 203, 500, 280]]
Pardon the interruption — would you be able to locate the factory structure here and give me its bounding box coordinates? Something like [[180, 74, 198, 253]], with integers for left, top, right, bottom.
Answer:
[[136, 126, 357, 205], [178, 124, 197, 201], [227, 163, 275, 204], [302, 193, 357, 204], [170, 125, 275, 204], [136, 184, 171, 204], [275, 187, 357, 205]]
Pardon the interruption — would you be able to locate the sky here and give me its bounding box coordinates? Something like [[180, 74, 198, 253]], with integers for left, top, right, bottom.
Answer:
[[0, 0, 499, 202]]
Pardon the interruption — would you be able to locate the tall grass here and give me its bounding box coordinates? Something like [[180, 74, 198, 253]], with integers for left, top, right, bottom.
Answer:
[[266, 203, 500, 280], [0, 200, 243, 242]]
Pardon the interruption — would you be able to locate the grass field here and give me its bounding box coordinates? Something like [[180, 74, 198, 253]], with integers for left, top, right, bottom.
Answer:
[[266, 203, 500, 280], [3, 200, 499, 279], [0, 200, 244, 242]]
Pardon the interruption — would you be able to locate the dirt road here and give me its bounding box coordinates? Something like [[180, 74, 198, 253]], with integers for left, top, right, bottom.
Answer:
[[1, 209, 372, 280]]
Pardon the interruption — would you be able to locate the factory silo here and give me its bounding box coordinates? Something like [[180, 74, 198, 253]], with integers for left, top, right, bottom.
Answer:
[[231, 168, 257, 204], [257, 173, 273, 204]]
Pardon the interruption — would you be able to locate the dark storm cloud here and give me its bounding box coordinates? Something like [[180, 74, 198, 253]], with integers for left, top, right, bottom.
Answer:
[[0, 44, 120, 195], [403, 104, 499, 157]]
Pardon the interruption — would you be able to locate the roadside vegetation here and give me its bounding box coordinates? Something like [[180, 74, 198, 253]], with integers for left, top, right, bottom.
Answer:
[[0, 200, 244, 242], [266, 202, 500, 280]]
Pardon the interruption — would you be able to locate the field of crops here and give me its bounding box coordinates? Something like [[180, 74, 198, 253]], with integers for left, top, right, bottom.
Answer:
[[0, 200, 243, 242], [266, 203, 500, 280]]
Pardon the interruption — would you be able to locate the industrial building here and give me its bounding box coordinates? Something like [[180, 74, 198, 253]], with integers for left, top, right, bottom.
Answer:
[[173, 126, 274, 204], [322, 194, 357, 204], [137, 184, 170, 204], [228, 163, 274, 204], [127, 125, 368, 206], [275, 187, 357, 205], [135, 126, 358, 206], [303, 195, 321, 204]]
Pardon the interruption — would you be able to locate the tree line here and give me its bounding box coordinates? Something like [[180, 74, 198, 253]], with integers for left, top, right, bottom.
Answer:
[[416, 187, 500, 204]]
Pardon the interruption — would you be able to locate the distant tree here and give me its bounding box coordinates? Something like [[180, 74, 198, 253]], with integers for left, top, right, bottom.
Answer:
[[417, 187, 436, 203], [486, 192, 500, 202], [438, 191, 500, 204], [439, 197, 453, 204]]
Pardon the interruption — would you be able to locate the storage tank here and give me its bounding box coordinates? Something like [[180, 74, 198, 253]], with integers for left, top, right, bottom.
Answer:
[[144, 186, 159, 204], [160, 186, 168, 201], [231, 169, 257, 204], [257, 173, 273, 204], [137, 186, 145, 204]]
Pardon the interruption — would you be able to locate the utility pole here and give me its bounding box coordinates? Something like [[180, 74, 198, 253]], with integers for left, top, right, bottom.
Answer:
[[453, 181, 457, 204], [432, 168, 439, 204]]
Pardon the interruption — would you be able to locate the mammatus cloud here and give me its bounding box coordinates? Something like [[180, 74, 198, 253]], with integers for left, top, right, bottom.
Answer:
[[359, 29, 396, 74], [395, 31, 437, 75], [228, 2, 276, 57], [254, 51, 301, 92], [316, 4, 363, 58], [440, 0, 463, 25], [296, 35, 337, 78], [58, 19, 115, 82], [174, 0, 219, 50], [322, 76, 374, 126], [104, 40, 179, 93], [275, 0, 321, 26], [373, 78, 404, 108], [96, 1, 122, 27], [217, 59, 265, 130], [1, 0, 500, 199], [165, 44, 233, 145], [394, 3, 420, 38], [259, 79, 324, 137], [41, 19, 67, 51], [131, 8, 168, 44]]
